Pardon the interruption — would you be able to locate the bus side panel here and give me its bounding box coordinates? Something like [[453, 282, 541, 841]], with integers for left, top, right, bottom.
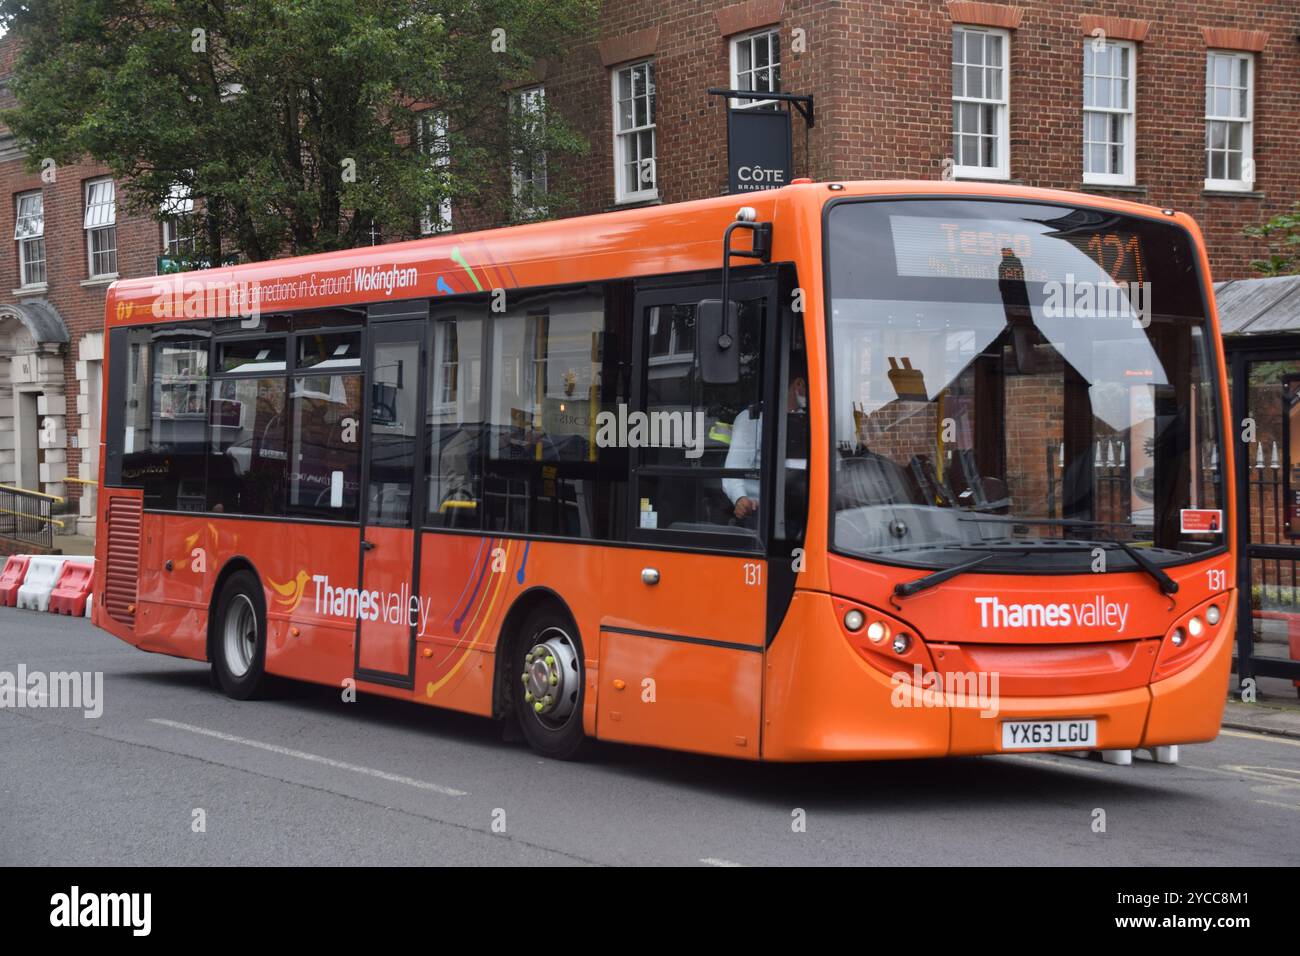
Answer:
[[129, 513, 362, 676], [596, 631, 763, 758], [412, 535, 607, 720], [595, 547, 766, 758], [762, 591, 950, 761], [133, 512, 208, 661], [413, 532, 516, 718], [263, 522, 362, 686]]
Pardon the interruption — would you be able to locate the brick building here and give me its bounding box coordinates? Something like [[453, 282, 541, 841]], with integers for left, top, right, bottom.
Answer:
[[0, 1, 1296, 540], [514, 0, 1296, 276], [0, 36, 168, 535]]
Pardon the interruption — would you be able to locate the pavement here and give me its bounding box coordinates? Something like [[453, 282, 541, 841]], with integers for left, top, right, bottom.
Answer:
[[1223, 674, 1300, 740], [2, 608, 1299, 866], [52, 532, 94, 556]]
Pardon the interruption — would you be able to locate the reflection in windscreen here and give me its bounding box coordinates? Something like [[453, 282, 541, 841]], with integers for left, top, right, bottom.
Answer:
[[827, 199, 1224, 571]]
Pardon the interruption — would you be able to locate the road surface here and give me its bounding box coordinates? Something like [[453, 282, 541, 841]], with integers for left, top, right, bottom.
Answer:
[[2, 609, 1297, 866]]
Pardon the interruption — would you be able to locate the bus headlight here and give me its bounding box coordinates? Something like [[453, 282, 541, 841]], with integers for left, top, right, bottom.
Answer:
[[1155, 599, 1226, 682], [866, 620, 889, 644], [892, 633, 912, 655], [844, 610, 865, 632]]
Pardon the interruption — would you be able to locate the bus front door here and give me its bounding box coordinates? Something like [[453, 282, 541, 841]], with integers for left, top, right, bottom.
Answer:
[[595, 280, 776, 758], [355, 317, 427, 687]]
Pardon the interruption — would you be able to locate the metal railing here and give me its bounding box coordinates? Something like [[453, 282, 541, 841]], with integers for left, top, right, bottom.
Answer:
[[0, 483, 63, 551], [1244, 442, 1297, 596]]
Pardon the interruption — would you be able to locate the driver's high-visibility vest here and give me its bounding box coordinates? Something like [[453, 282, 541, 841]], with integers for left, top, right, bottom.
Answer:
[[708, 420, 733, 445]]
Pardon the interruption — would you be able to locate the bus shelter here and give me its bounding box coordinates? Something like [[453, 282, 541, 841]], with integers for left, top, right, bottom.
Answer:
[[1218, 274, 1300, 693]]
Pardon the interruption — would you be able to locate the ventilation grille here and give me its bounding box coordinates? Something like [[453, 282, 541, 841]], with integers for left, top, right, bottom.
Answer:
[[104, 496, 142, 627]]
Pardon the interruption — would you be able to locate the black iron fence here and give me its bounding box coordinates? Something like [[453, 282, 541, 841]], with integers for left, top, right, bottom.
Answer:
[[1042, 438, 1220, 531], [0, 483, 59, 551], [1244, 441, 1299, 600]]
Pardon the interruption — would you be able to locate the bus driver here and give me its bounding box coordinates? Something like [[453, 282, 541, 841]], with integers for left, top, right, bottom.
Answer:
[[723, 359, 808, 524]]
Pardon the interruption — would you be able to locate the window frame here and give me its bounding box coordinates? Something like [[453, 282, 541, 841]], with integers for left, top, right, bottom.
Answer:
[[425, 300, 490, 530], [162, 215, 197, 259], [417, 110, 453, 234], [1204, 49, 1255, 192], [1082, 38, 1137, 187], [84, 177, 118, 278], [14, 190, 46, 288], [611, 59, 658, 205], [509, 84, 549, 218], [951, 25, 1011, 181], [627, 275, 777, 554], [729, 26, 782, 110]]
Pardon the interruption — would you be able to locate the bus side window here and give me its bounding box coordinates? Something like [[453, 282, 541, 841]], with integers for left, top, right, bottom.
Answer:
[[427, 309, 486, 529], [207, 376, 287, 516], [482, 287, 605, 538], [112, 328, 211, 510], [287, 329, 362, 519], [634, 293, 765, 537], [777, 319, 809, 544]]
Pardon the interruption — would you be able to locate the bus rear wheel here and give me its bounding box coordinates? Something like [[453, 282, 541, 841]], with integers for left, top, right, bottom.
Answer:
[[213, 570, 270, 701], [511, 609, 590, 760]]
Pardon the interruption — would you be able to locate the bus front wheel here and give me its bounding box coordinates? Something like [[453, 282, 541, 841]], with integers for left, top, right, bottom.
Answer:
[[511, 608, 590, 760], [213, 570, 270, 701]]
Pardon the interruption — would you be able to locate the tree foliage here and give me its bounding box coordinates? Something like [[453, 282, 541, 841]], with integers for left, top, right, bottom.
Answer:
[[1244, 202, 1300, 277], [0, 0, 595, 261]]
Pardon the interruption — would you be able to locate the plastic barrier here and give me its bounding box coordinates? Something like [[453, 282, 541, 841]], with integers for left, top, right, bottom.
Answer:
[[0, 555, 30, 607], [16, 556, 68, 612], [48, 559, 95, 617]]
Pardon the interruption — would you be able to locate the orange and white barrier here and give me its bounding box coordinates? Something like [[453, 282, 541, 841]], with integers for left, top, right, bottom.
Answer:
[[15, 556, 68, 612], [49, 559, 95, 617], [0, 555, 30, 607]]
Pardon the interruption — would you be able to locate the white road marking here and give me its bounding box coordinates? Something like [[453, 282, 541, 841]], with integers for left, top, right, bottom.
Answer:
[[148, 718, 466, 796], [700, 857, 745, 867]]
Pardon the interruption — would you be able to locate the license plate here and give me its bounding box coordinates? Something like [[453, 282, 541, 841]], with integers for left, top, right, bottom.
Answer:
[[1001, 719, 1097, 750]]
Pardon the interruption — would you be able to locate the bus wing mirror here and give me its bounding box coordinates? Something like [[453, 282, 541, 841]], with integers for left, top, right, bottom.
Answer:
[[698, 299, 739, 385]]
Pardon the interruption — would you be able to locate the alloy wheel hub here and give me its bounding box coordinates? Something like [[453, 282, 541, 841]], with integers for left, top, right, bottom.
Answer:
[[520, 629, 578, 723]]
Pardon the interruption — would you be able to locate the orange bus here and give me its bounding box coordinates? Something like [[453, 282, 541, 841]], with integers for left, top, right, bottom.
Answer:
[[92, 180, 1235, 761]]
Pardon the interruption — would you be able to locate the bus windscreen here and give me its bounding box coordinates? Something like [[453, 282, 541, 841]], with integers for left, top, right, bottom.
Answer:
[[827, 198, 1225, 573]]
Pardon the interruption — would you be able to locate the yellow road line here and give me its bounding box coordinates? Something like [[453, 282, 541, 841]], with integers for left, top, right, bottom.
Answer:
[[1221, 728, 1300, 748]]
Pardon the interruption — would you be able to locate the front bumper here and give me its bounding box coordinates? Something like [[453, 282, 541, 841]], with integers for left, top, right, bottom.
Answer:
[[761, 590, 1234, 761]]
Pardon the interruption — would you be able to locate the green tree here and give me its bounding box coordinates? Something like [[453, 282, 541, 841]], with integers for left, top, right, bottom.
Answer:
[[1244, 202, 1300, 276], [0, 0, 594, 262]]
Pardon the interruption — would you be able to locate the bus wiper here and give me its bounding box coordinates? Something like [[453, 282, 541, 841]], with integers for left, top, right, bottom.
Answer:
[[894, 551, 1009, 598], [1103, 538, 1178, 595], [968, 532, 1179, 595]]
